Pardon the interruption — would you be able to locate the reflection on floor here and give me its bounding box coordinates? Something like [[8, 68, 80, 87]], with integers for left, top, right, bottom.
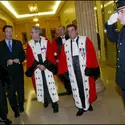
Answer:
[[3, 64, 125, 124]]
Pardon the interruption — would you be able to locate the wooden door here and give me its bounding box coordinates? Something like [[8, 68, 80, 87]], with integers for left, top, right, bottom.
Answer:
[[0, 18, 6, 41]]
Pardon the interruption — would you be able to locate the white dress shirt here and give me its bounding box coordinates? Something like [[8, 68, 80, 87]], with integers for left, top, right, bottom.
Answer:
[[60, 35, 66, 44], [72, 37, 79, 56]]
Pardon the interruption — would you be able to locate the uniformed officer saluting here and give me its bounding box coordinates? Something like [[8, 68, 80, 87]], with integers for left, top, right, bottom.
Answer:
[[105, 0, 125, 102]]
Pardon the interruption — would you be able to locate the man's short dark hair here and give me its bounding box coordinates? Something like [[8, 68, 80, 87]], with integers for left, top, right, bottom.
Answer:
[[67, 24, 77, 30], [58, 25, 65, 30], [3, 25, 13, 32]]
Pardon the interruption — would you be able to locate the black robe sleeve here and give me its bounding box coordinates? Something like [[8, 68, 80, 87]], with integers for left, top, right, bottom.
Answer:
[[85, 67, 100, 80], [25, 60, 39, 77]]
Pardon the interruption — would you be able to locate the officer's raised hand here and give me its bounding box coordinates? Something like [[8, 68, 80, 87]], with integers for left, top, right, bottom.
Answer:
[[107, 12, 118, 25]]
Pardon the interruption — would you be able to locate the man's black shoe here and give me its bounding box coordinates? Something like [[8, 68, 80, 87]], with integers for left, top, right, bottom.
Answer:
[[4, 119, 12, 125], [52, 102, 59, 113], [88, 105, 93, 111], [0, 118, 12, 125], [44, 103, 48, 108], [53, 107, 59, 113], [14, 111, 20, 118], [76, 109, 84, 116], [19, 107, 24, 113]]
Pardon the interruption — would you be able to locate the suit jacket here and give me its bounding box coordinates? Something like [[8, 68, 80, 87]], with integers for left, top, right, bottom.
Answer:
[[55, 35, 69, 53], [0, 39, 25, 79]]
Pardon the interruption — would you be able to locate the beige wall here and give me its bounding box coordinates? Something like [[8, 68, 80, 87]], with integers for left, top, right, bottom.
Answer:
[[95, 1, 119, 67], [0, 1, 76, 43], [59, 1, 76, 27], [0, 8, 16, 39], [15, 18, 60, 43], [96, 1, 106, 62], [0, 18, 6, 41]]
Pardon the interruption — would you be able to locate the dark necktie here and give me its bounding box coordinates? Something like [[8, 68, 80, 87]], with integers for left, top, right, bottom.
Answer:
[[35, 38, 41, 44], [8, 40, 12, 52], [35, 40, 38, 43], [61, 36, 65, 39]]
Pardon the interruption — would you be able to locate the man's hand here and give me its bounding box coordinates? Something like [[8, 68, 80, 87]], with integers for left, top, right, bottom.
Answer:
[[7, 59, 13, 66], [13, 59, 20, 64], [56, 59, 59, 63], [37, 64, 46, 71], [108, 12, 118, 25]]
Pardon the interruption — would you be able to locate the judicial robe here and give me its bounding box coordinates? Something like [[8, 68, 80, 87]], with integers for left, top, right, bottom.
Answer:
[[59, 36, 99, 110], [26, 36, 59, 103]]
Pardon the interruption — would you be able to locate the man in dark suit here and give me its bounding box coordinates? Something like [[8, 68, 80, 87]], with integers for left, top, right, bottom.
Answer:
[[0, 25, 25, 118], [52, 26, 72, 95], [0, 65, 12, 125]]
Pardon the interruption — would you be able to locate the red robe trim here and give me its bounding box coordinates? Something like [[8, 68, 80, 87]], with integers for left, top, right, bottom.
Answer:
[[26, 39, 56, 92], [59, 36, 98, 105]]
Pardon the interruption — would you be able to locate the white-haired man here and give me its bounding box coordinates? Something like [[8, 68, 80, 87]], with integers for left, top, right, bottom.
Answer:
[[26, 26, 59, 113]]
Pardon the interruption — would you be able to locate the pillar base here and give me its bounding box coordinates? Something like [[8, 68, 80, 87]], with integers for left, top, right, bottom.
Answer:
[[96, 77, 105, 93]]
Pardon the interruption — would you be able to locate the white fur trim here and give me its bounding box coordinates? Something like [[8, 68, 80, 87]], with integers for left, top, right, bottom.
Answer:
[[28, 36, 59, 103], [64, 36, 90, 110]]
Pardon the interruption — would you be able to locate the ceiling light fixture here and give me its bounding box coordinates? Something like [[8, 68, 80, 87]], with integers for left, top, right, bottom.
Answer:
[[33, 17, 39, 22], [29, 6, 36, 12], [104, 1, 114, 7], [94, 7, 97, 10], [35, 23, 40, 27], [0, 1, 61, 19], [28, 3, 38, 13]]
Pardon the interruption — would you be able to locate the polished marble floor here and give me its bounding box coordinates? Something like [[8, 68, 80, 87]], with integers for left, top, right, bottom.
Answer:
[[3, 64, 125, 124]]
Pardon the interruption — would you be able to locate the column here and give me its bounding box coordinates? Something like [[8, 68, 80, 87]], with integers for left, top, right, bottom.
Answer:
[[45, 19, 52, 41], [74, 1, 105, 93], [25, 22, 31, 41], [96, 1, 106, 62]]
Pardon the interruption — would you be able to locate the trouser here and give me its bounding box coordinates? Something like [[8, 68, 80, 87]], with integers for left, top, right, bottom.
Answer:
[[58, 73, 72, 94], [0, 82, 8, 119], [122, 89, 125, 101], [7, 75, 24, 112]]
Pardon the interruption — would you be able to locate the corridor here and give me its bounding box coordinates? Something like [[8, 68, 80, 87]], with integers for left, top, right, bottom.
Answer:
[[5, 64, 125, 124]]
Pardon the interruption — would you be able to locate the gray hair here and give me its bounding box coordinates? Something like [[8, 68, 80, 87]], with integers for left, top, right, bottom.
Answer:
[[32, 26, 42, 34]]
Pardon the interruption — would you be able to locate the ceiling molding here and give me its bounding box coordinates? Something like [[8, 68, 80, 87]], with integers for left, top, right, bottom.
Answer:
[[104, 1, 114, 7], [14, 16, 59, 24], [0, 1, 61, 19]]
